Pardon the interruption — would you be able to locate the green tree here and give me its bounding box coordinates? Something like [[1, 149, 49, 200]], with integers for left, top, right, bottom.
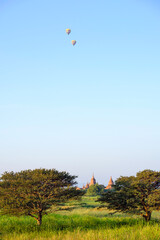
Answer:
[[98, 170, 160, 221], [86, 183, 105, 196], [0, 169, 83, 225]]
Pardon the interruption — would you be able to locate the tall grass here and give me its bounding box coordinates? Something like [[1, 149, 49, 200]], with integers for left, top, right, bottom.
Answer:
[[0, 196, 160, 240], [1, 214, 160, 240], [2, 226, 160, 240]]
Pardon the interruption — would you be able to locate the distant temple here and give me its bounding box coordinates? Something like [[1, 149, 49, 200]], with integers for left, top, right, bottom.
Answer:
[[89, 174, 96, 186], [85, 182, 89, 189], [105, 177, 114, 189], [77, 175, 114, 190]]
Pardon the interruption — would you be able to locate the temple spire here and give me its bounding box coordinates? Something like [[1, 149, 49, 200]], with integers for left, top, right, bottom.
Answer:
[[105, 176, 114, 189], [89, 174, 96, 186]]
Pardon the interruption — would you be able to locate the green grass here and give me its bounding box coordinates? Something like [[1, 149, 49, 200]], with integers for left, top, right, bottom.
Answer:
[[0, 196, 160, 240]]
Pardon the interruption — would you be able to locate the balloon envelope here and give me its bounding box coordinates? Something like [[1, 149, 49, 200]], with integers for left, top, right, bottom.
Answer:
[[66, 29, 71, 35], [71, 40, 76, 46]]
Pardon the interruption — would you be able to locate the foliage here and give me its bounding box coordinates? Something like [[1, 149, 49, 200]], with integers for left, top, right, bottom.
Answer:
[[86, 184, 105, 196], [98, 170, 160, 221], [0, 168, 84, 225]]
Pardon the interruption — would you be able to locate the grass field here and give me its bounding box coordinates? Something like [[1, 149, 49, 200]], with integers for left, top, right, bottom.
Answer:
[[0, 196, 160, 240]]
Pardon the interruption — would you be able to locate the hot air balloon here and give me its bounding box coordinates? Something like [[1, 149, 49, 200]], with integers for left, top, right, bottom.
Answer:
[[66, 29, 71, 35], [71, 40, 76, 46]]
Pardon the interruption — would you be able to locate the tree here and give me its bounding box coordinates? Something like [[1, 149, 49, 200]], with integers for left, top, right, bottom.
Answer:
[[86, 183, 105, 196], [97, 170, 160, 221], [0, 169, 84, 225]]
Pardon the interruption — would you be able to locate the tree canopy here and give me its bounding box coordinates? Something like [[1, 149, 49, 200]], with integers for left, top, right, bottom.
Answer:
[[86, 183, 105, 196], [98, 170, 160, 221], [0, 168, 84, 225]]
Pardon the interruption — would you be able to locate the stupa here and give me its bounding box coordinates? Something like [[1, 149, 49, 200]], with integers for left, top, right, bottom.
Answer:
[[105, 176, 114, 189], [89, 174, 96, 186]]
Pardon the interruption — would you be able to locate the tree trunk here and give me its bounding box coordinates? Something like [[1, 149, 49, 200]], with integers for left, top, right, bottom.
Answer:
[[37, 211, 42, 226], [143, 211, 151, 222]]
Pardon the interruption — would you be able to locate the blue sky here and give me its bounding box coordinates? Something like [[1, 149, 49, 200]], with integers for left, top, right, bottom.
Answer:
[[0, 0, 160, 186]]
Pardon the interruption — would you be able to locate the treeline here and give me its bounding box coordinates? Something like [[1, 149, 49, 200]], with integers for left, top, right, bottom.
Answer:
[[0, 169, 160, 225]]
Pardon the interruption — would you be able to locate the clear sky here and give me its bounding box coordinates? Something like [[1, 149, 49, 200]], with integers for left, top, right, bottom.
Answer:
[[0, 0, 160, 186]]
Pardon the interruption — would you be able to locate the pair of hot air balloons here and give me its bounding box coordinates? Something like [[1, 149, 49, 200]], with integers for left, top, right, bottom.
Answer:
[[66, 29, 76, 46]]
